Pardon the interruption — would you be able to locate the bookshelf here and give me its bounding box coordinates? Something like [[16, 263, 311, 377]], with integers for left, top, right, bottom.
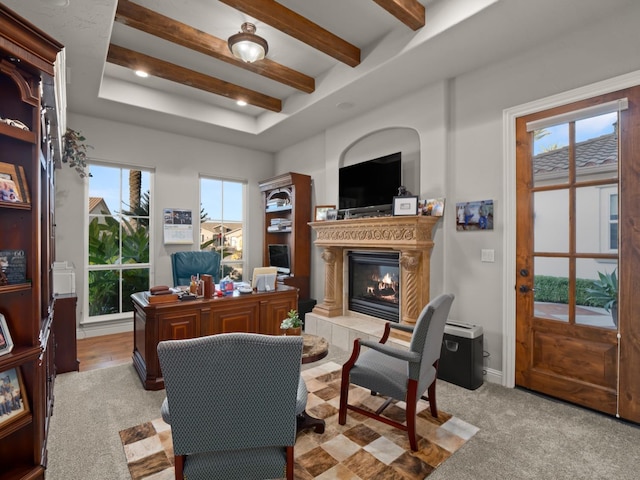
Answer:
[[259, 172, 312, 300]]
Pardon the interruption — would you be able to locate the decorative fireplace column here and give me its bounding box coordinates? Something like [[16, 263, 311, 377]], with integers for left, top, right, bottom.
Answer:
[[309, 216, 440, 326]]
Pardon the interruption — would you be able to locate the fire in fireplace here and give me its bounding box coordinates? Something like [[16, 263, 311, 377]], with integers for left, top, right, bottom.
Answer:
[[348, 251, 400, 322]]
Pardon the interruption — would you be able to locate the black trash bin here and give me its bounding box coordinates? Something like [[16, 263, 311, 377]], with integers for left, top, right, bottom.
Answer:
[[437, 321, 484, 390]]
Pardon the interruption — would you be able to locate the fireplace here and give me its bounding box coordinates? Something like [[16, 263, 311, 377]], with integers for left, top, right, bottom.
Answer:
[[348, 251, 400, 322], [309, 215, 439, 328]]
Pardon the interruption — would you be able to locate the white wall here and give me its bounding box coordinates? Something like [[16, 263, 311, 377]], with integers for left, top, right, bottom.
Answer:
[[56, 113, 274, 336], [274, 1, 640, 379]]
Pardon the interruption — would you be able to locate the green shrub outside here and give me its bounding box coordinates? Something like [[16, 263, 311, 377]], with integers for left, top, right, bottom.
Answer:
[[534, 275, 606, 307]]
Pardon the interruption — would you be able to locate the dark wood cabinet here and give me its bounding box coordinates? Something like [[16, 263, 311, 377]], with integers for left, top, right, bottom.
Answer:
[[131, 286, 298, 390], [53, 294, 79, 374], [259, 172, 312, 300], [0, 5, 63, 479]]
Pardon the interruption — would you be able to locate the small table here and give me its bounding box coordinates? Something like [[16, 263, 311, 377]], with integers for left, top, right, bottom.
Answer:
[[301, 333, 329, 364], [298, 333, 329, 434]]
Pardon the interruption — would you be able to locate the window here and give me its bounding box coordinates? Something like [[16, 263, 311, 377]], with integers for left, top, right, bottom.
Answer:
[[200, 177, 245, 280], [600, 188, 618, 253], [87, 165, 152, 319]]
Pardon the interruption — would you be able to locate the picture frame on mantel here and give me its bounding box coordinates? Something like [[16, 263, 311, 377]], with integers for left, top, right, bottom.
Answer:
[[392, 196, 418, 216], [314, 205, 336, 221]]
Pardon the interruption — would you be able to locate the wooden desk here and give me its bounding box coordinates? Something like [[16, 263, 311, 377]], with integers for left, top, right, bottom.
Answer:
[[131, 286, 298, 390]]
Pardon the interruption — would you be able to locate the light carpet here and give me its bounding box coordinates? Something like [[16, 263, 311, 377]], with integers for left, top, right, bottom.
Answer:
[[119, 361, 478, 480]]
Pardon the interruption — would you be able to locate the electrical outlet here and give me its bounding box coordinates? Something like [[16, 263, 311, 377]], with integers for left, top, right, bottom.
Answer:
[[481, 249, 495, 262]]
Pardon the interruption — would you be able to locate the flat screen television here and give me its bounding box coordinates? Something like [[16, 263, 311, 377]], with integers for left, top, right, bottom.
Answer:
[[339, 152, 401, 210], [268, 244, 291, 274]]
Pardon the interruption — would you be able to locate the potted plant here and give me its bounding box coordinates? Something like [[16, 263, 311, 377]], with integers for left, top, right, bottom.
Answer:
[[585, 269, 618, 327], [62, 128, 93, 178], [280, 309, 302, 335]]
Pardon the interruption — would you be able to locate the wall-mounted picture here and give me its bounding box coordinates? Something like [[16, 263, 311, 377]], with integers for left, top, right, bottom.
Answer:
[[0, 162, 30, 205], [456, 199, 494, 231], [0, 314, 13, 356], [392, 196, 418, 216], [163, 208, 194, 245], [0, 367, 29, 428], [314, 205, 336, 221], [420, 197, 445, 217]]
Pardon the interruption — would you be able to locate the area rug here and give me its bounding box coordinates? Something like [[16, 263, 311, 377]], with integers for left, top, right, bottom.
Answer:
[[119, 362, 478, 480]]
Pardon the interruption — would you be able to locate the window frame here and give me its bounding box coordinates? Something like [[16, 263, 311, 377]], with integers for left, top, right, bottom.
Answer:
[[600, 186, 618, 254], [83, 162, 154, 324], [199, 175, 247, 281]]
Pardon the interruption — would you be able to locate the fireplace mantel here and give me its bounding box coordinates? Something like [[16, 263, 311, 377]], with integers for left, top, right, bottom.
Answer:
[[309, 215, 440, 326]]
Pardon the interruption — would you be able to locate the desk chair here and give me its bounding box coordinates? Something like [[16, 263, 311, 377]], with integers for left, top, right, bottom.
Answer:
[[338, 293, 455, 451], [171, 250, 221, 286], [158, 333, 303, 480]]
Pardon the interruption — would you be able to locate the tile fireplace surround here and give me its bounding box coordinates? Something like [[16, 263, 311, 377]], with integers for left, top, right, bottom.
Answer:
[[307, 215, 440, 350]]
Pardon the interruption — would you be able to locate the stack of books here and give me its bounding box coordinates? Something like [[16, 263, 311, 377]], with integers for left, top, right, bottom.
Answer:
[[266, 198, 289, 210], [267, 218, 292, 232]]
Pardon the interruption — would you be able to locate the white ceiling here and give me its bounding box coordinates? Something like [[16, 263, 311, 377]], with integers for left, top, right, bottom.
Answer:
[[3, 0, 636, 152]]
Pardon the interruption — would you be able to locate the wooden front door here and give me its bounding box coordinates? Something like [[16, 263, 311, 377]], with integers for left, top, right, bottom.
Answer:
[[515, 86, 640, 421]]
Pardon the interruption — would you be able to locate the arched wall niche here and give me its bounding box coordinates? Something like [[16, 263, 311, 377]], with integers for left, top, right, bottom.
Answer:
[[340, 127, 420, 196]]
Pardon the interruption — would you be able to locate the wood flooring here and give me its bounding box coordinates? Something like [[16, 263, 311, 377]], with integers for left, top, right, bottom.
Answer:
[[77, 331, 133, 371]]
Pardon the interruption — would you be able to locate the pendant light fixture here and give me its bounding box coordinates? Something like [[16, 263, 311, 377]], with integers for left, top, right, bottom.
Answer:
[[228, 22, 268, 63]]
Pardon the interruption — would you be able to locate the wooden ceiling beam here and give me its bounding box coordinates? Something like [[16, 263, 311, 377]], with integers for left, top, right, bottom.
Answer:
[[219, 0, 361, 67], [115, 0, 314, 93], [372, 0, 425, 30], [106, 44, 282, 112]]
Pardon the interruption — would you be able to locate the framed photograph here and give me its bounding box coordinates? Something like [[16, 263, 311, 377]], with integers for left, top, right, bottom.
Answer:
[[420, 197, 446, 217], [392, 196, 418, 216], [325, 208, 338, 221], [314, 205, 336, 222], [0, 314, 13, 356], [0, 250, 27, 285], [0, 367, 30, 428], [456, 199, 494, 231], [0, 161, 30, 205]]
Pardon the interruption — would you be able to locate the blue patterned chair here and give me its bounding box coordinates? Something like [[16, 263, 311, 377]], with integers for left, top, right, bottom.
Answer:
[[338, 293, 455, 451], [157, 333, 303, 480], [170, 250, 221, 287]]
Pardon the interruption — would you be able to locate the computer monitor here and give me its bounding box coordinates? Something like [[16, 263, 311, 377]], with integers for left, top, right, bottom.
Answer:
[[268, 244, 290, 274]]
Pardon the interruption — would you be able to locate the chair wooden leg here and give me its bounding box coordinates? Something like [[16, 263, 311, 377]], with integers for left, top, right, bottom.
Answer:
[[174, 455, 185, 480], [427, 379, 438, 418], [285, 446, 294, 480], [406, 380, 419, 451], [339, 339, 361, 425], [339, 364, 350, 424]]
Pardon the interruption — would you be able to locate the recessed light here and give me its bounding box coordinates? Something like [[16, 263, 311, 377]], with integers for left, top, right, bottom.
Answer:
[[236, 100, 247, 106], [135, 70, 149, 78]]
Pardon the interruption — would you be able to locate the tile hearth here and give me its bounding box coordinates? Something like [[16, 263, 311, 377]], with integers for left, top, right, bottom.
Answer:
[[304, 312, 410, 353]]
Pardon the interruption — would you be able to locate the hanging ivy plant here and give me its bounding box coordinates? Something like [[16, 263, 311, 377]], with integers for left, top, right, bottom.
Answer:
[[62, 128, 93, 178]]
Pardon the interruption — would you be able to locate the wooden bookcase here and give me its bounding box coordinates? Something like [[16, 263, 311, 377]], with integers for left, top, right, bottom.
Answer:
[[259, 172, 312, 300], [0, 5, 63, 479]]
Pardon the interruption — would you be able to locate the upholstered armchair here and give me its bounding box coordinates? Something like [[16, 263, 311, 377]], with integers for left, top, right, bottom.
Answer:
[[170, 250, 221, 286], [338, 293, 455, 451], [157, 333, 303, 480]]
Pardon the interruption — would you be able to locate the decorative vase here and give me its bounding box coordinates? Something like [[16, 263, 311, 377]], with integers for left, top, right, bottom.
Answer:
[[283, 327, 302, 336]]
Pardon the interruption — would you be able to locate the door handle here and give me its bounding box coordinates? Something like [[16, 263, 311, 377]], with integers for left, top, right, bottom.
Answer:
[[519, 285, 535, 293]]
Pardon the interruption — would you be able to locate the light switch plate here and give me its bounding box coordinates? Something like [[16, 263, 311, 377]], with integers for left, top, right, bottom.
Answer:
[[481, 249, 495, 262]]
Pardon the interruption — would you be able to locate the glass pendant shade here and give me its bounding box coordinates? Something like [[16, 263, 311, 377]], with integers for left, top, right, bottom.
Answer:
[[228, 22, 268, 63]]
